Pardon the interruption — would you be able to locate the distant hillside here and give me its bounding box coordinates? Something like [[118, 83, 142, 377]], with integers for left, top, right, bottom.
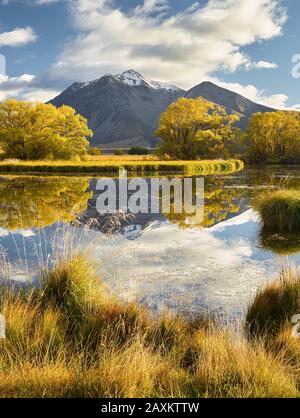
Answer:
[[185, 81, 275, 129], [49, 70, 276, 148]]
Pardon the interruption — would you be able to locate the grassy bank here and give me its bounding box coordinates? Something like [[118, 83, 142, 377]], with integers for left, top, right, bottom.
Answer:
[[0, 256, 300, 398], [0, 158, 244, 175]]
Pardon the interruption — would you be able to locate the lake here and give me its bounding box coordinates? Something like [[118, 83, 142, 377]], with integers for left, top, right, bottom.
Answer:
[[1, 166, 300, 321]]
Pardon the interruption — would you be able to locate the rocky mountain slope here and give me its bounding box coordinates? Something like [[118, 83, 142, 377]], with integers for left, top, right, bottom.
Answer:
[[49, 70, 184, 148]]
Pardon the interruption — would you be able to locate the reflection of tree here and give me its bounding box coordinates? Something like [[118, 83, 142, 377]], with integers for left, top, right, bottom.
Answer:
[[164, 178, 247, 229], [0, 176, 92, 229]]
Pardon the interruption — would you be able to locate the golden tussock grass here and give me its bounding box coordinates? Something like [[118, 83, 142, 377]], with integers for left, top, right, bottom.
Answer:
[[0, 256, 299, 398]]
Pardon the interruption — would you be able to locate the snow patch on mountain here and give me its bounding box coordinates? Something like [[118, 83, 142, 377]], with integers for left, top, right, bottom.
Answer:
[[114, 70, 181, 92]]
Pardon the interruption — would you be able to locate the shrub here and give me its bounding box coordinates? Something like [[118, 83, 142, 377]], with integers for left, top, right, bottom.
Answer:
[[254, 190, 300, 233], [114, 149, 124, 155], [88, 147, 102, 156], [128, 147, 149, 155]]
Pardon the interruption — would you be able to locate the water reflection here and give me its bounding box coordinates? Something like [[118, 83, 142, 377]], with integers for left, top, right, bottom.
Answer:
[[0, 168, 300, 318], [165, 177, 247, 228], [0, 176, 92, 229]]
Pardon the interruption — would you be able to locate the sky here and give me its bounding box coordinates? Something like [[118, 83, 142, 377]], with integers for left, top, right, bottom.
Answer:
[[0, 0, 300, 109]]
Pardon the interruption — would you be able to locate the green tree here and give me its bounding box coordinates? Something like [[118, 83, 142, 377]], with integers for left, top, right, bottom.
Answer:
[[128, 147, 149, 155], [155, 97, 240, 160], [114, 149, 124, 156], [0, 100, 93, 160]]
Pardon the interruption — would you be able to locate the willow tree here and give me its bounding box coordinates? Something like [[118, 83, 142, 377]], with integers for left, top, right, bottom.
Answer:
[[0, 99, 93, 160], [155, 97, 240, 160], [245, 111, 300, 163]]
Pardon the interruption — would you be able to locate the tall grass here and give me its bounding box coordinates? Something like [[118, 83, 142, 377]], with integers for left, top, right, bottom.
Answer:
[[0, 256, 298, 398], [254, 190, 300, 233]]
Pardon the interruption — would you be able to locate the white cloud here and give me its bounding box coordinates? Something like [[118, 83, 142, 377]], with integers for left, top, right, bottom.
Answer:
[[209, 78, 299, 110], [0, 74, 59, 101], [248, 60, 278, 70], [0, 27, 37, 47], [0, 0, 292, 108], [51, 0, 286, 89], [1, 0, 61, 5]]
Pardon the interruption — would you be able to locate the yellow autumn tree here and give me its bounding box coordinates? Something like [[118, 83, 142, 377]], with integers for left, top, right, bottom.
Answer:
[[245, 111, 300, 163], [155, 97, 240, 160], [0, 99, 93, 160]]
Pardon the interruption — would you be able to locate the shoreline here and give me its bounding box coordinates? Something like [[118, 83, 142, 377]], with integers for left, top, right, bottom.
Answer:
[[0, 159, 244, 175]]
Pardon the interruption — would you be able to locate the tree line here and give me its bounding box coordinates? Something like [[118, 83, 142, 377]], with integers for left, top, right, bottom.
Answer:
[[0, 97, 299, 162]]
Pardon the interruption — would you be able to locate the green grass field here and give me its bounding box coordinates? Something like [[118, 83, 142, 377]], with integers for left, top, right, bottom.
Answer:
[[0, 157, 244, 175]]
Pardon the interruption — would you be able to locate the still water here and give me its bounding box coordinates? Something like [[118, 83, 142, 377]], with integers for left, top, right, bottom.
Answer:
[[1, 167, 300, 320]]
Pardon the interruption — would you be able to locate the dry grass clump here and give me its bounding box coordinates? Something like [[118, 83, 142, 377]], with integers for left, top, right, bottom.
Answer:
[[246, 270, 300, 339], [190, 329, 297, 398], [0, 256, 299, 398], [254, 190, 300, 233]]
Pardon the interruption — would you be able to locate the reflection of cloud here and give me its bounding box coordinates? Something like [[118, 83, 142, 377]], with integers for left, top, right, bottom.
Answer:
[[0, 227, 35, 238], [0, 228, 9, 238], [0, 209, 296, 320], [97, 213, 285, 318], [211, 209, 259, 232], [20, 230, 35, 238]]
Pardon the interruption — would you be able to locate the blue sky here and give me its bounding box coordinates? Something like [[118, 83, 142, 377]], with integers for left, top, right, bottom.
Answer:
[[0, 0, 299, 109]]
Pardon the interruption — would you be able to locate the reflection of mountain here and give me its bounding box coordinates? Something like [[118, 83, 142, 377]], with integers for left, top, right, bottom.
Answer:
[[0, 176, 92, 229], [78, 177, 251, 239], [0, 173, 273, 238], [78, 179, 165, 238]]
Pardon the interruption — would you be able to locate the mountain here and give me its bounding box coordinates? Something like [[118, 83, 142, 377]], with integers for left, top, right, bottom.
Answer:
[[49, 70, 184, 148], [185, 81, 275, 128], [49, 70, 276, 148]]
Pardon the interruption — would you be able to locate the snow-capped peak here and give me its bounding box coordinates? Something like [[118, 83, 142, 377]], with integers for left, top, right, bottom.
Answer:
[[114, 70, 145, 87], [114, 69, 181, 92]]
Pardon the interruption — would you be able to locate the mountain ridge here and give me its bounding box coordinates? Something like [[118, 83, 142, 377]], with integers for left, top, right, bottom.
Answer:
[[49, 70, 276, 148]]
